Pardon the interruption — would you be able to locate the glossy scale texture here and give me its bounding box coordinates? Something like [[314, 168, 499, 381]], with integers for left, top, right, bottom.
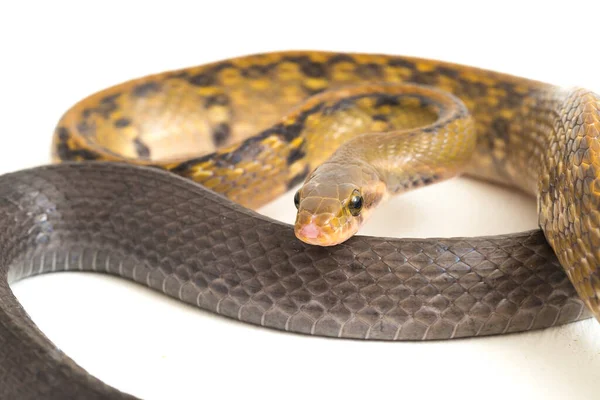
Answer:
[[0, 51, 597, 398], [0, 163, 590, 398]]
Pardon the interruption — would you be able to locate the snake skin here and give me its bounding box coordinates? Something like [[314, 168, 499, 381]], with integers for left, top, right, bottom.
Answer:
[[1, 51, 599, 398], [0, 163, 591, 399], [50, 52, 600, 317]]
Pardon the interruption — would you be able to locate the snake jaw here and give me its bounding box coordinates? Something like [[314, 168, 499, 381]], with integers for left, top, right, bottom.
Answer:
[[295, 215, 334, 246], [294, 199, 362, 246], [294, 214, 359, 246], [298, 220, 321, 240]]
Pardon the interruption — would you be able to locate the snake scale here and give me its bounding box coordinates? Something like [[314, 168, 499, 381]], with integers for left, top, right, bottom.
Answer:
[[1, 51, 599, 398]]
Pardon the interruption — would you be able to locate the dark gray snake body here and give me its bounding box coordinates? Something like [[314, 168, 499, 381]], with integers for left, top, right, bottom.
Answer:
[[0, 162, 589, 399]]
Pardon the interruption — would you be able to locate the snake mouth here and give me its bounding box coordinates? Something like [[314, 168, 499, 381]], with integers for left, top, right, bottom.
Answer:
[[295, 222, 328, 246], [294, 215, 354, 246], [295, 223, 334, 246], [298, 221, 322, 240], [295, 229, 341, 246]]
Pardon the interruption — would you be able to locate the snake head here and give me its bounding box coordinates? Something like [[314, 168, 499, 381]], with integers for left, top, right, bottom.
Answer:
[[293, 162, 386, 246]]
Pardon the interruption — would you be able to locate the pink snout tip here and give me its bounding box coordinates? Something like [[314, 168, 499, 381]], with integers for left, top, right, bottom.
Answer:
[[299, 222, 322, 239]]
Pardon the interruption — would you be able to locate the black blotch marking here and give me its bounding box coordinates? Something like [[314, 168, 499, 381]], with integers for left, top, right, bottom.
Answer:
[[412, 94, 438, 108], [77, 121, 95, 135], [212, 123, 231, 146], [98, 94, 120, 118], [286, 144, 306, 165], [356, 63, 383, 79], [421, 175, 439, 185], [321, 93, 442, 120], [101, 93, 121, 104], [169, 157, 206, 174], [56, 127, 70, 141], [301, 61, 327, 78], [284, 55, 311, 65], [322, 98, 356, 115], [281, 122, 305, 142], [237, 137, 265, 162], [204, 93, 230, 108], [241, 64, 274, 79], [209, 62, 236, 74], [56, 143, 99, 161], [213, 159, 231, 168], [187, 64, 235, 85], [387, 58, 416, 70], [374, 95, 400, 108], [56, 143, 70, 160], [495, 81, 526, 108], [491, 117, 510, 141], [218, 135, 267, 166], [408, 69, 441, 85], [80, 93, 121, 121], [114, 118, 131, 128], [287, 165, 310, 190], [224, 151, 243, 165], [257, 127, 281, 140], [188, 73, 216, 87], [462, 81, 488, 98], [132, 81, 161, 97], [171, 94, 318, 176], [372, 114, 388, 122], [398, 95, 424, 109], [285, 55, 327, 78], [326, 54, 356, 65], [134, 138, 151, 159], [496, 81, 517, 95], [279, 103, 324, 142], [436, 66, 461, 79]]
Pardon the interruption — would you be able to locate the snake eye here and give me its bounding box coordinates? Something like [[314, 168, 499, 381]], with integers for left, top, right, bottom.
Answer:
[[347, 191, 363, 216], [294, 190, 300, 209]]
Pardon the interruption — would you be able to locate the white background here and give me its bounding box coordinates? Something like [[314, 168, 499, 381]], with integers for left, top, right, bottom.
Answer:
[[2, 1, 600, 399]]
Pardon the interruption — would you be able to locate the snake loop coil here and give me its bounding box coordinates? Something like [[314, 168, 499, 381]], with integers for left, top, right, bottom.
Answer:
[[0, 51, 598, 399]]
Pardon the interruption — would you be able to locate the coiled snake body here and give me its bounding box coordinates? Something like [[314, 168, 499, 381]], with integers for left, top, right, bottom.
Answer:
[[1, 51, 599, 398]]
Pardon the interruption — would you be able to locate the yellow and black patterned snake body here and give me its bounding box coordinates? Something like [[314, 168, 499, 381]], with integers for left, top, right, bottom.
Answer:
[[0, 51, 598, 398], [54, 51, 600, 313]]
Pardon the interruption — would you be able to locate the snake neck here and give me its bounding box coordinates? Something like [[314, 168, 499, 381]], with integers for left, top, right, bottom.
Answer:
[[53, 51, 549, 209]]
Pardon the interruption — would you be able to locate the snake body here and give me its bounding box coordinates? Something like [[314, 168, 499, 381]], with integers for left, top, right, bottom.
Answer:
[[0, 51, 598, 398]]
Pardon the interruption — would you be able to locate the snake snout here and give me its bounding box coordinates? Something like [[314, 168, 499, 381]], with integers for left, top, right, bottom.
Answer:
[[295, 215, 329, 244], [294, 214, 338, 246], [298, 220, 322, 240], [294, 213, 355, 246]]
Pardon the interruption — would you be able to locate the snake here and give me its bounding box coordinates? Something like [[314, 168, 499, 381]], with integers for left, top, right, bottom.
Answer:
[[0, 51, 599, 398]]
